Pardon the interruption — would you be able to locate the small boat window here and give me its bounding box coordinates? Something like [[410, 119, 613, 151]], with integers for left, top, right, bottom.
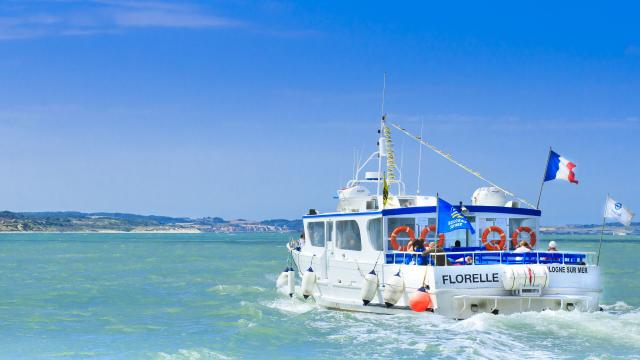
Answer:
[[398, 198, 415, 207], [367, 218, 383, 251], [336, 220, 362, 251], [307, 221, 325, 247]]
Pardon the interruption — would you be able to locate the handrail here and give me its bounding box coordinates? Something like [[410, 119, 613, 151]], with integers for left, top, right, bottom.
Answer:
[[384, 250, 596, 266]]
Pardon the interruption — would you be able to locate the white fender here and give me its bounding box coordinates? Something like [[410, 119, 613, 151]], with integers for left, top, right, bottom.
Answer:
[[287, 268, 295, 297], [360, 270, 379, 305], [503, 265, 549, 290], [301, 267, 316, 299], [276, 267, 289, 289], [383, 271, 405, 307]]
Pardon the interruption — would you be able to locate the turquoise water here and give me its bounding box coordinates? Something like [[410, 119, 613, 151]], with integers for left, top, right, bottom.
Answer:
[[0, 233, 639, 359]]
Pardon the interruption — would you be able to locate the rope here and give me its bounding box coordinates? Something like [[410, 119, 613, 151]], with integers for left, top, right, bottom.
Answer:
[[389, 122, 536, 209], [371, 251, 382, 273]]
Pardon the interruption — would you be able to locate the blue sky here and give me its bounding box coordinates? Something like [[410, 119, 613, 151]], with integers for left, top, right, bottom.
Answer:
[[0, 1, 638, 224]]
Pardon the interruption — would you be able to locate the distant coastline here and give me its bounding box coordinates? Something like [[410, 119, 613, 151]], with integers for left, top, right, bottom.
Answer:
[[0, 211, 637, 235], [0, 211, 302, 233]]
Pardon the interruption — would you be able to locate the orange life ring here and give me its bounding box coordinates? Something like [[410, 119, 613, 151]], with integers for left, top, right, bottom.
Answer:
[[481, 226, 506, 251], [511, 226, 537, 248], [419, 224, 445, 248], [390, 225, 415, 251]]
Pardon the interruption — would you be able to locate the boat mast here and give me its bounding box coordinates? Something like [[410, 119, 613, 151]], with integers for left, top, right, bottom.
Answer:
[[376, 73, 387, 197]]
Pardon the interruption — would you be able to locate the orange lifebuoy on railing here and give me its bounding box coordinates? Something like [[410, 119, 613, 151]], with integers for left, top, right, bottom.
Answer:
[[390, 225, 415, 251], [481, 226, 506, 251], [511, 226, 537, 248], [419, 224, 445, 248]]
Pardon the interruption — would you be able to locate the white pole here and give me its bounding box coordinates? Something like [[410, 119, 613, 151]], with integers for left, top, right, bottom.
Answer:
[[433, 193, 440, 265], [352, 147, 357, 181], [399, 140, 404, 195], [536, 147, 552, 209], [596, 194, 608, 266], [376, 73, 387, 197]]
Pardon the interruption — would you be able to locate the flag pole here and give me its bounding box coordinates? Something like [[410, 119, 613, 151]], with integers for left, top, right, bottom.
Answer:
[[596, 194, 608, 266], [536, 147, 552, 209], [433, 193, 439, 265]]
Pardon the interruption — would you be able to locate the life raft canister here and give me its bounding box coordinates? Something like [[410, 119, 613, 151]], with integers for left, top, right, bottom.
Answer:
[[481, 226, 506, 251], [419, 224, 445, 248], [390, 225, 415, 251], [511, 226, 537, 248]]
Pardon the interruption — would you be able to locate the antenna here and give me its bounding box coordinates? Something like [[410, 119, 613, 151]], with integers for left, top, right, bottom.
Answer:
[[417, 119, 424, 194], [399, 140, 404, 193], [381, 72, 387, 121], [376, 73, 388, 196], [353, 147, 357, 180]]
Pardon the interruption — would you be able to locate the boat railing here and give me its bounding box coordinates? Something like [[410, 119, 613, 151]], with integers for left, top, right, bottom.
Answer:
[[384, 250, 596, 266]]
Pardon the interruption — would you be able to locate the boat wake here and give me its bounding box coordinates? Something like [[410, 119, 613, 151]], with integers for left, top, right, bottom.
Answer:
[[298, 301, 640, 359]]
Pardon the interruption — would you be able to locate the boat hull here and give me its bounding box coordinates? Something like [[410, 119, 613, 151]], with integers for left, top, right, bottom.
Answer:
[[289, 251, 601, 319]]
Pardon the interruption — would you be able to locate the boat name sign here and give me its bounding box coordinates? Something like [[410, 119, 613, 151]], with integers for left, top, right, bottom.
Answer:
[[547, 265, 588, 274], [436, 266, 503, 289]]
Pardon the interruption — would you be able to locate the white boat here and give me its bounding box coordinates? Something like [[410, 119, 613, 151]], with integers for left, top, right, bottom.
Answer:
[[278, 114, 601, 319]]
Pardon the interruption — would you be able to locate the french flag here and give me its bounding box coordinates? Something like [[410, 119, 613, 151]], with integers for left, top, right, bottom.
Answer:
[[544, 150, 578, 184]]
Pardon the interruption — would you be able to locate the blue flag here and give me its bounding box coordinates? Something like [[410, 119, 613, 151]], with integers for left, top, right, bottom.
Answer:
[[437, 198, 476, 234]]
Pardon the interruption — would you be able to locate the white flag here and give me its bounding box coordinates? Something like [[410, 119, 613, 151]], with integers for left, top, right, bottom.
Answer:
[[604, 195, 635, 226]]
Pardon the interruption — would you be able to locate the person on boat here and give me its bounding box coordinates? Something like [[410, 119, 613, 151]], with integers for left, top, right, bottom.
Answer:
[[514, 240, 532, 253], [548, 241, 558, 252], [422, 243, 448, 265], [453, 255, 474, 265], [454, 240, 461, 248], [298, 233, 305, 247], [407, 238, 425, 252]]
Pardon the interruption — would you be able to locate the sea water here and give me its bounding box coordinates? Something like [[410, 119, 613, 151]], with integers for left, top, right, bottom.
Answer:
[[0, 233, 638, 359]]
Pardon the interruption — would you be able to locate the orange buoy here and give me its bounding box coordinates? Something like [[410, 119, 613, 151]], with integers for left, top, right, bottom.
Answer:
[[390, 225, 415, 251], [419, 224, 445, 248], [511, 226, 537, 248], [409, 287, 432, 312], [481, 226, 506, 251]]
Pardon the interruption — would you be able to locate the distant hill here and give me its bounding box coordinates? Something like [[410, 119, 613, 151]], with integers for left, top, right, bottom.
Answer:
[[1, 210, 632, 235], [260, 219, 303, 232], [541, 221, 640, 235], [0, 211, 300, 233]]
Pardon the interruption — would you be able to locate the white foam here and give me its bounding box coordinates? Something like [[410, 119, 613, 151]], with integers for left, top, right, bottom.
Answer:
[[206, 284, 266, 296], [601, 301, 635, 312], [155, 348, 231, 360], [262, 297, 316, 314], [302, 307, 640, 359]]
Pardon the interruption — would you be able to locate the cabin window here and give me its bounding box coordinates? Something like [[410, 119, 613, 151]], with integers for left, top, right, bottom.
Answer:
[[478, 217, 509, 244], [326, 221, 334, 243], [387, 218, 416, 238], [509, 218, 537, 249], [307, 221, 325, 247], [416, 218, 436, 241], [367, 218, 383, 251], [336, 220, 362, 251], [387, 217, 416, 250]]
